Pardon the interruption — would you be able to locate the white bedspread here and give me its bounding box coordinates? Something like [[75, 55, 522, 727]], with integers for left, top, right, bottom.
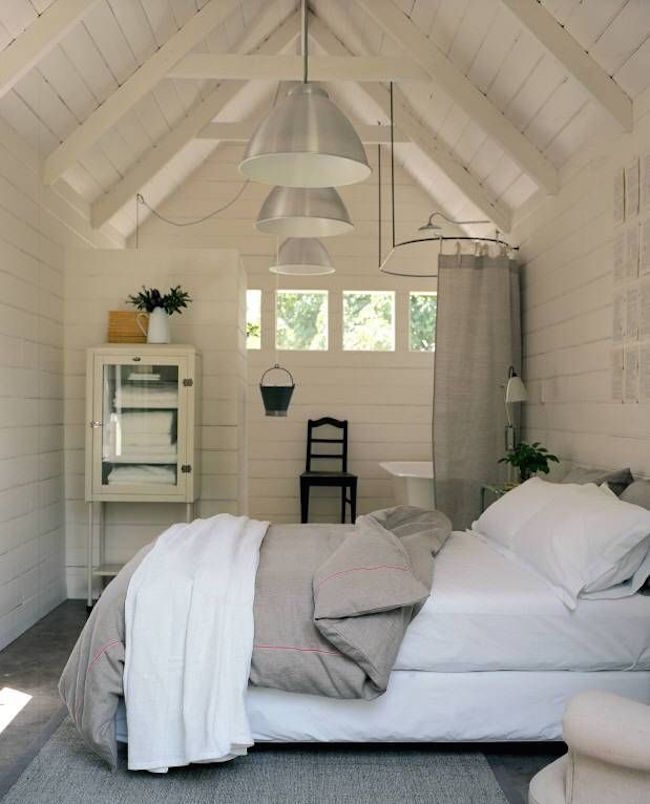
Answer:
[[123, 514, 268, 772], [395, 530, 650, 672]]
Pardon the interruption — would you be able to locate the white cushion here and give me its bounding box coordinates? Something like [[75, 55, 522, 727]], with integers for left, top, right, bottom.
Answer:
[[472, 478, 650, 608]]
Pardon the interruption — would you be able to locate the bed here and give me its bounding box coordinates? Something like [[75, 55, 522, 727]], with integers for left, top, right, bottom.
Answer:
[[61, 478, 650, 771], [242, 529, 650, 744]]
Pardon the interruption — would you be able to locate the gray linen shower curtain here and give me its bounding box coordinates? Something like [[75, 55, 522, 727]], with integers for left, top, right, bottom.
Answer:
[[433, 253, 521, 530]]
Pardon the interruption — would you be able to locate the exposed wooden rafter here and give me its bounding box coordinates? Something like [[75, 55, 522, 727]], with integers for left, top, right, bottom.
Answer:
[[43, 0, 243, 186], [309, 17, 512, 233], [91, 10, 300, 229], [197, 120, 408, 144], [356, 0, 559, 194], [500, 0, 633, 131], [0, 0, 99, 99], [169, 53, 427, 81]]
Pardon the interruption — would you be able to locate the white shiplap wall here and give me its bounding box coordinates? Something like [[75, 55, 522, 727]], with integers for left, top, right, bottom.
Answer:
[[0, 112, 122, 649], [64, 249, 247, 598], [134, 144, 438, 522], [514, 85, 650, 475]]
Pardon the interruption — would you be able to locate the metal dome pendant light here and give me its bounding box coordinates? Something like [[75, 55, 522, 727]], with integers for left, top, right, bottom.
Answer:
[[256, 185, 353, 237], [239, 0, 370, 188], [270, 237, 335, 275]]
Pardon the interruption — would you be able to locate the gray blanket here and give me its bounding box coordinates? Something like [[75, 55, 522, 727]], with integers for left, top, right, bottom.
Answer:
[[59, 506, 450, 768]]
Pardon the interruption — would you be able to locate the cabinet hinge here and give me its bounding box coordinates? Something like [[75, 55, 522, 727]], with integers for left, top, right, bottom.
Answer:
[[183, 378, 193, 387], [181, 464, 192, 473]]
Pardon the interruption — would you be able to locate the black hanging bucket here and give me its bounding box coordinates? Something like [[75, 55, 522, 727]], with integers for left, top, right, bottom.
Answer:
[[259, 364, 295, 417]]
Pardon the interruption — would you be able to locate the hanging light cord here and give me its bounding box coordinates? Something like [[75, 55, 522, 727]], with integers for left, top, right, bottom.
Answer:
[[136, 180, 249, 228], [301, 0, 308, 83]]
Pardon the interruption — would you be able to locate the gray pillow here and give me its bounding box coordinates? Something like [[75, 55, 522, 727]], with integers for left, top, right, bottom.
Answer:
[[560, 466, 633, 497], [620, 479, 650, 510]]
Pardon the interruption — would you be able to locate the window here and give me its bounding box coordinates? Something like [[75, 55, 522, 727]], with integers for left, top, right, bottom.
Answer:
[[343, 291, 394, 351], [246, 289, 261, 349], [409, 292, 437, 352], [275, 290, 328, 350]]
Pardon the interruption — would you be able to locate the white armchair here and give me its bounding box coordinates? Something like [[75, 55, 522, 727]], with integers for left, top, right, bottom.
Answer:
[[529, 691, 650, 804]]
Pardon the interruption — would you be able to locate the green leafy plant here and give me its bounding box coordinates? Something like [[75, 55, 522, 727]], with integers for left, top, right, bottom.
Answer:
[[499, 441, 559, 482], [127, 285, 191, 316]]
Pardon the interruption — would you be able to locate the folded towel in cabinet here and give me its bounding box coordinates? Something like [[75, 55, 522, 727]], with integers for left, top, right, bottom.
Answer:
[[107, 465, 177, 485], [121, 432, 173, 448], [119, 411, 174, 435], [115, 384, 178, 408]]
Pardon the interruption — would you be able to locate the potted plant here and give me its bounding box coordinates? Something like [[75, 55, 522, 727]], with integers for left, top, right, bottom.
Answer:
[[127, 285, 191, 344], [499, 441, 559, 483]]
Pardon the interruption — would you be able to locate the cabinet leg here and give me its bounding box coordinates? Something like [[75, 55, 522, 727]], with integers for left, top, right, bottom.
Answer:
[[87, 503, 93, 610]]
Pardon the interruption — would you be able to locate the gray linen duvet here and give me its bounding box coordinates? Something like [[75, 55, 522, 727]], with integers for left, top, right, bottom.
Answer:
[[59, 506, 450, 768]]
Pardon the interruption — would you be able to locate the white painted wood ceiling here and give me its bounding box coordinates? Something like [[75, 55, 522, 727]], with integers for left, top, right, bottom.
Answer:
[[0, 0, 648, 239]]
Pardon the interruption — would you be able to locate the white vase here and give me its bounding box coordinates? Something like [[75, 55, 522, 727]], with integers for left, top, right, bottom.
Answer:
[[146, 307, 171, 344]]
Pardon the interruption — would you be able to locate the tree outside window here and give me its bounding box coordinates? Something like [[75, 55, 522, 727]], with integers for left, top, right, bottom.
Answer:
[[409, 292, 437, 352], [343, 291, 395, 351], [275, 290, 328, 350], [246, 289, 261, 349]]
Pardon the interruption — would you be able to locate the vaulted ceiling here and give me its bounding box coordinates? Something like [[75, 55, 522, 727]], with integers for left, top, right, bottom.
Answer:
[[0, 0, 648, 242]]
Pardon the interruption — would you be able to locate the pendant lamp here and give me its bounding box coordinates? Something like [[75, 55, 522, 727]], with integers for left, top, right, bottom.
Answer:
[[270, 238, 335, 275], [239, 0, 370, 188], [256, 186, 353, 237]]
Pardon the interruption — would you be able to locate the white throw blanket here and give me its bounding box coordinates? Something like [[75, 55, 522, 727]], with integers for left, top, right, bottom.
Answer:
[[123, 514, 269, 772]]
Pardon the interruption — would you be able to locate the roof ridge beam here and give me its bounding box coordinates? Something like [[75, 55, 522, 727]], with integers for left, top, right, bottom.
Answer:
[[43, 0, 243, 185], [500, 0, 632, 131], [197, 120, 409, 144], [356, 0, 559, 194], [0, 0, 99, 99]]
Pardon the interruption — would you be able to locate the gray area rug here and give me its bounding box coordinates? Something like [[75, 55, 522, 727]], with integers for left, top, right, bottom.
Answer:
[[3, 719, 508, 804]]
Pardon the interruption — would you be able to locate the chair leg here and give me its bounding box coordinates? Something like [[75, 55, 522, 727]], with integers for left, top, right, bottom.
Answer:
[[300, 479, 309, 524], [350, 479, 357, 523], [340, 486, 347, 524]]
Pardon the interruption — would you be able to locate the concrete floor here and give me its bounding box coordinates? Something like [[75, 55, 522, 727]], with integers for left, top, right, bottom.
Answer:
[[0, 600, 563, 803]]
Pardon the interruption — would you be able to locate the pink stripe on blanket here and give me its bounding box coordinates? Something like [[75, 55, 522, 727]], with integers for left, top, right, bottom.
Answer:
[[88, 640, 122, 672], [254, 643, 342, 657], [315, 564, 410, 591]]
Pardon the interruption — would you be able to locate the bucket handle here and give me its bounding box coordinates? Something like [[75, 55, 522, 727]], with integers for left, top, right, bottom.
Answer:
[[260, 363, 295, 388]]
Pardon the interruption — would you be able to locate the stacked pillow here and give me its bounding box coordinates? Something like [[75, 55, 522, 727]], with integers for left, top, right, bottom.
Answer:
[[472, 477, 650, 609]]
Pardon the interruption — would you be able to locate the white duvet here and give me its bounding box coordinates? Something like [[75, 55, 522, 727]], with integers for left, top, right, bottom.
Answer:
[[123, 514, 268, 772]]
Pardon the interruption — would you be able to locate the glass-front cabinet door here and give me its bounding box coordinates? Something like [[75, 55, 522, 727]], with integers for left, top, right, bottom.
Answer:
[[86, 348, 197, 501]]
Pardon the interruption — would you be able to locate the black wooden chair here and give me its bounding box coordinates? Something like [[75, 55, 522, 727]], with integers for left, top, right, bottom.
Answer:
[[300, 417, 358, 524]]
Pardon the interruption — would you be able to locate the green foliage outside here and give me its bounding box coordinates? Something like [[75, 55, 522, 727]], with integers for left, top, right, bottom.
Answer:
[[409, 292, 437, 352], [246, 290, 261, 349], [276, 290, 328, 350], [343, 292, 394, 351]]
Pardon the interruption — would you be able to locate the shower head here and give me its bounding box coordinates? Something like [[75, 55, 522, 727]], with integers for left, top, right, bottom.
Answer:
[[418, 211, 491, 232]]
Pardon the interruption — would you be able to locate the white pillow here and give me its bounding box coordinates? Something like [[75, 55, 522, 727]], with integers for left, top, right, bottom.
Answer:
[[472, 478, 650, 608]]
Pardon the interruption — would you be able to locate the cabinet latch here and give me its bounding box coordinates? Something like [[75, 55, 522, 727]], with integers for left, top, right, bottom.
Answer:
[[181, 464, 192, 473], [183, 378, 193, 387]]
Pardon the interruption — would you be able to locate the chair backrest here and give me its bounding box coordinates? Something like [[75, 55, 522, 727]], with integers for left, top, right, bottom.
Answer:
[[306, 417, 348, 472]]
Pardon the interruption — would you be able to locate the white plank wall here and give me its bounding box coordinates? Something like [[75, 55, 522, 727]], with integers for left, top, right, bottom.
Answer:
[[0, 128, 66, 649], [64, 249, 247, 597], [514, 84, 650, 476], [135, 144, 437, 523]]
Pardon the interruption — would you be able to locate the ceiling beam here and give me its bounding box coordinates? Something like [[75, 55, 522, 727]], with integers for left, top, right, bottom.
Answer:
[[91, 11, 300, 229], [500, 0, 632, 131], [310, 17, 512, 233], [43, 0, 243, 185], [169, 53, 428, 81], [197, 120, 409, 144], [356, 0, 559, 194], [0, 0, 99, 99]]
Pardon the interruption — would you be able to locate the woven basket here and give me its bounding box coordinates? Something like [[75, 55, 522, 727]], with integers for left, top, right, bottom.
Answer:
[[107, 310, 147, 343]]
